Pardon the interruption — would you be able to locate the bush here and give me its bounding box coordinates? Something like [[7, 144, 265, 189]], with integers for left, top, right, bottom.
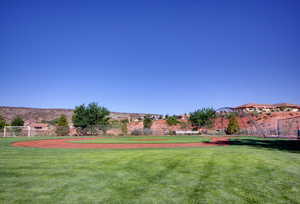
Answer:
[[180, 121, 190, 129], [143, 116, 153, 129], [121, 119, 128, 135], [225, 116, 240, 135], [167, 130, 176, 135], [279, 106, 288, 111], [226, 112, 238, 119], [109, 120, 122, 128], [166, 116, 180, 126], [55, 115, 69, 136], [0, 115, 6, 130], [11, 116, 24, 126], [9, 116, 24, 136], [251, 111, 259, 117], [55, 126, 70, 136]]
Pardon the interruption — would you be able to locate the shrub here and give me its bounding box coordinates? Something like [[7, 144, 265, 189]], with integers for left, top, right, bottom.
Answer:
[[180, 121, 190, 129], [0, 115, 6, 130], [189, 108, 216, 128], [109, 120, 121, 128], [143, 116, 153, 129], [226, 112, 238, 119], [166, 116, 180, 126], [11, 116, 24, 126], [225, 116, 240, 135], [41, 119, 59, 126], [55, 115, 69, 136], [279, 106, 288, 111], [10, 116, 24, 136], [121, 119, 128, 135], [167, 130, 176, 135], [251, 111, 259, 116]]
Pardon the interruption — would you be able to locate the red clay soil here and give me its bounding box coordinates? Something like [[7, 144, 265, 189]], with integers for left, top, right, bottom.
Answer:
[[132, 139, 169, 141], [11, 137, 229, 149]]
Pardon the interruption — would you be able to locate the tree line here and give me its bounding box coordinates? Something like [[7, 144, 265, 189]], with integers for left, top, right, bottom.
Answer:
[[0, 103, 240, 136]]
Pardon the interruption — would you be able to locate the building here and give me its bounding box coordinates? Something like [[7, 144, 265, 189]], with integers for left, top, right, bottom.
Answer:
[[30, 123, 49, 130], [234, 103, 300, 113]]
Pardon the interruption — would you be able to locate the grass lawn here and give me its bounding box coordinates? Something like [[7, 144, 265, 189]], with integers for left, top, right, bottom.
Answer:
[[0, 136, 300, 203], [69, 135, 211, 144]]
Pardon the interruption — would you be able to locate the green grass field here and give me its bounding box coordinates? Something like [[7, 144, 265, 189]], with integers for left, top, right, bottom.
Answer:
[[0, 136, 300, 204], [69, 135, 210, 144]]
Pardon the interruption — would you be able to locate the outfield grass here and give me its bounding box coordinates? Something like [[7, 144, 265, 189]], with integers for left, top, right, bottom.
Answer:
[[69, 136, 211, 144], [0, 136, 300, 203]]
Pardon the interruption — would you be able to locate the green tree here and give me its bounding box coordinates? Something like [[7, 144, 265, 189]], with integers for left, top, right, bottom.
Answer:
[[11, 116, 24, 126], [166, 115, 180, 126], [189, 108, 216, 128], [10, 116, 24, 136], [72, 103, 110, 135], [143, 116, 153, 129], [225, 115, 240, 135], [55, 114, 69, 136], [0, 115, 6, 129]]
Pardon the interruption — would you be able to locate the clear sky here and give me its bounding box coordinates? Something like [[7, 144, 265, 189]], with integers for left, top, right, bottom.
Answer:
[[1, 0, 299, 114]]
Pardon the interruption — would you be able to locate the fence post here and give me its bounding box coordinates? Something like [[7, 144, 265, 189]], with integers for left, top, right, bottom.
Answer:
[[28, 126, 31, 137]]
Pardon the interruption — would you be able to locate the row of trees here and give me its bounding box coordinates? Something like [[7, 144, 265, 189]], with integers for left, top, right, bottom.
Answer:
[[1, 103, 240, 136], [0, 115, 24, 129], [137, 108, 240, 135]]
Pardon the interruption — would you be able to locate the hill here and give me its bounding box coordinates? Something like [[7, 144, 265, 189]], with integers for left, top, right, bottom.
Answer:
[[0, 106, 161, 125]]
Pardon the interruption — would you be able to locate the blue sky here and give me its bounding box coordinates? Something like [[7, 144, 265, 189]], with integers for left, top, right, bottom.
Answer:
[[1, 0, 299, 114]]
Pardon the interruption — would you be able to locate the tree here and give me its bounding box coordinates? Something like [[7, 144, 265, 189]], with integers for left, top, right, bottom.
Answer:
[[166, 115, 180, 126], [10, 116, 24, 136], [225, 115, 240, 135], [143, 116, 153, 129], [189, 108, 216, 128], [55, 115, 69, 136], [11, 116, 24, 126], [0, 115, 6, 129], [72, 103, 110, 135]]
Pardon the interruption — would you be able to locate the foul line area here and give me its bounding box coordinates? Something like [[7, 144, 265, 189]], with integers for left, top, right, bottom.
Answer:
[[11, 137, 230, 149]]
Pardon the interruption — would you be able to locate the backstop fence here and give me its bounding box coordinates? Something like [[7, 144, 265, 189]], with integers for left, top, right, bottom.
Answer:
[[238, 116, 300, 137], [277, 116, 300, 137]]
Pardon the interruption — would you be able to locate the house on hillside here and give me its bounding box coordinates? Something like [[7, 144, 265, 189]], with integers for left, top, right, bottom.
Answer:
[[234, 103, 300, 113]]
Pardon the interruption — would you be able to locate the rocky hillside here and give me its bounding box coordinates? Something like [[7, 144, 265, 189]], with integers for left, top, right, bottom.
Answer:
[[0, 106, 160, 125], [213, 112, 300, 136]]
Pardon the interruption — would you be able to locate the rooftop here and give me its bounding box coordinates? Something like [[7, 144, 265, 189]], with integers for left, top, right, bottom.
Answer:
[[234, 103, 300, 109]]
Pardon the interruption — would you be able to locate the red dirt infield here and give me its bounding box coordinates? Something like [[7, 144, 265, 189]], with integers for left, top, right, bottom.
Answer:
[[11, 137, 230, 149]]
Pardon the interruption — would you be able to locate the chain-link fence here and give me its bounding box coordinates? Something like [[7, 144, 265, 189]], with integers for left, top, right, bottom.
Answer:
[[277, 116, 300, 137], [237, 117, 300, 138]]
